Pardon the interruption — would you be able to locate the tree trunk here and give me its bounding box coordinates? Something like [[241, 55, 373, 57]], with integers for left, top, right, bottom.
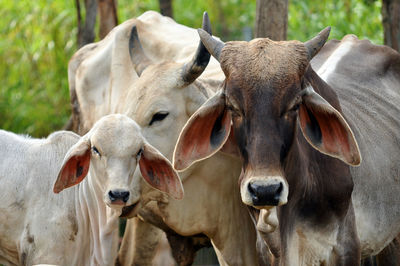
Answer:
[[382, 0, 400, 51], [159, 0, 173, 18], [255, 0, 288, 40], [98, 0, 118, 39], [76, 0, 97, 48]]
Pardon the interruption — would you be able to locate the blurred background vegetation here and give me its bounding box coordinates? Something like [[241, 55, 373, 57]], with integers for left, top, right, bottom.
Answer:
[[0, 0, 382, 137]]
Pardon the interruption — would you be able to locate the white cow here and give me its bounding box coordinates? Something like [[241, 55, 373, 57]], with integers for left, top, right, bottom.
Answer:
[[68, 11, 262, 265], [68, 11, 221, 134], [0, 114, 182, 265]]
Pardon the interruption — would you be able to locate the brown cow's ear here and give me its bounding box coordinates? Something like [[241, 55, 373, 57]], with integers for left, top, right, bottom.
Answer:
[[139, 143, 184, 200], [298, 87, 361, 166], [173, 90, 232, 171], [53, 138, 91, 193]]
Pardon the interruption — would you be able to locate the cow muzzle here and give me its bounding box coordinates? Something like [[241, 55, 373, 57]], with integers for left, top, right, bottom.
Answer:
[[241, 176, 288, 208]]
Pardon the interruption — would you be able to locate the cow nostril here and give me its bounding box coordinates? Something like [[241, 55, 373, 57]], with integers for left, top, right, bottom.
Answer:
[[108, 190, 116, 201], [248, 183, 259, 200], [121, 191, 130, 203], [108, 190, 130, 203], [277, 182, 283, 194]]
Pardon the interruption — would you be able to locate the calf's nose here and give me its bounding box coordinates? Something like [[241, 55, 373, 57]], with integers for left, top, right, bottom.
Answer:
[[248, 182, 283, 206], [108, 190, 130, 203]]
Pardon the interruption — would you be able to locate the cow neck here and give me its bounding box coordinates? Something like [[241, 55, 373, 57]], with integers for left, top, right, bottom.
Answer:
[[149, 153, 259, 265], [74, 170, 120, 266], [280, 67, 354, 230]]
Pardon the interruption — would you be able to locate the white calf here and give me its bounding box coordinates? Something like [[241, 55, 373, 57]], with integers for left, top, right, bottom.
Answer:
[[0, 114, 182, 265]]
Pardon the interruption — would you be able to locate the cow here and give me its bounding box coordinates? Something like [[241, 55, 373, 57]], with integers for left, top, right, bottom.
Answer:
[[0, 114, 182, 265], [68, 11, 221, 134], [68, 11, 261, 265], [173, 20, 400, 265]]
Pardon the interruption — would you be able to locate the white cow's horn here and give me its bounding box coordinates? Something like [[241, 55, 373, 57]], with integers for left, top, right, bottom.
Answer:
[[181, 12, 213, 84], [197, 20, 225, 62], [129, 25, 152, 76]]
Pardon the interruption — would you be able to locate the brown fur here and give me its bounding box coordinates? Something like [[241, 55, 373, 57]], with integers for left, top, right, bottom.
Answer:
[[219, 37, 360, 265]]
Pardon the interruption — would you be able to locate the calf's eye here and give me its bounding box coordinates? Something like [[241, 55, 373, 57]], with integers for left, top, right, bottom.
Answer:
[[149, 112, 169, 126], [136, 148, 143, 158], [92, 146, 101, 156]]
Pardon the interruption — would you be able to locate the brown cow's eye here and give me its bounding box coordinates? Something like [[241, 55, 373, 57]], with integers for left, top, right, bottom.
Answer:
[[227, 105, 241, 117], [286, 96, 302, 114], [283, 102, 300, 120], [291, 104, 300, 112], [149, 112, 169, 126]]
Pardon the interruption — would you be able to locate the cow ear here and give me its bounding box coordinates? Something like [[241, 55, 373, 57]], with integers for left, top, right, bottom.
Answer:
[[139, 143, 184, 200], [53, 138, 91, 193], [173, 91, 231, 171], [220, 125, 240, 156], [298, 87, 361, 166]]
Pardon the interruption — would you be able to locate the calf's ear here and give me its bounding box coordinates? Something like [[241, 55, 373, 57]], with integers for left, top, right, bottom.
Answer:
[[53, 138, 91, 193], [298, 87, 361, 166], [139, 143, 184, 200], [173, 91, 232, 171]]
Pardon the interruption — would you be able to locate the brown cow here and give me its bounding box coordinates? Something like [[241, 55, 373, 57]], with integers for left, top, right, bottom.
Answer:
[[174, 21, 400, 265]]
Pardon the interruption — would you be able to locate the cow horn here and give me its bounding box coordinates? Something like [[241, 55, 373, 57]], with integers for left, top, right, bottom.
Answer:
[[129, 25, 152, 76], [197, 28, 225, 62], [304, 26, 331, 60], [181, 12, 213, 84]]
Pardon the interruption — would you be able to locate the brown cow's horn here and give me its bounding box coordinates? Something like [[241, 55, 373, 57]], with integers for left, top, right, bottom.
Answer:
[[129, 25, 152, 76], [181, 12, 212, 84], [197, 28, 225, 62], [304, 26, 331, 60]]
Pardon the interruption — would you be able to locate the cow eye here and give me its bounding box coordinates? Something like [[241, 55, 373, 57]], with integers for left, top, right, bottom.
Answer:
[[290, 104, 300, 112], [149, 112, 169, 126], [287, 96, 302, 113], [92, 146, 101, 156], [227, 105, 241, 117], [136, 148, 143, 159]]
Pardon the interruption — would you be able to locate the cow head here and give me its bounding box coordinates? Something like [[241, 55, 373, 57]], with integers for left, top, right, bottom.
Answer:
[[122, 12, 214, 166], [53, 114, 183, 214], [173, 25, 361, 209]]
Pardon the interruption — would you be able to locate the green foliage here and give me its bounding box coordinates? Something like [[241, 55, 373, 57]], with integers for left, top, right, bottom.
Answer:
[[117, 0, 256, 41], [288, 0, 382, 43], [0, 0, 76, 137], [0, 0, 383, 137]]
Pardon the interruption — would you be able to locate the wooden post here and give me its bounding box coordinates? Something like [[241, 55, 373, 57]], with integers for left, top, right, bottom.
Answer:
[[255, 0, 288, 40], [159, 0, 173, 18], [76, 0, 97, 48], [382, 0, 400, 51], [98, 0, 118, 39]]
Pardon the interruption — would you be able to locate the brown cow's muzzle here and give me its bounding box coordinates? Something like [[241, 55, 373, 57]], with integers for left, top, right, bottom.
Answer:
[[240, 175, 288, 208]]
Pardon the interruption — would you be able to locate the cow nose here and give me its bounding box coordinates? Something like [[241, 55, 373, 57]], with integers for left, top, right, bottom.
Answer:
[[108, 190, 130, 203], [248, 182, 283, 206]]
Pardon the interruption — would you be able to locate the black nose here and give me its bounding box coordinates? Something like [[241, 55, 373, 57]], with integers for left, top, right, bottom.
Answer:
[[248, 182, 283, 206], [108, 190, 130, 203]]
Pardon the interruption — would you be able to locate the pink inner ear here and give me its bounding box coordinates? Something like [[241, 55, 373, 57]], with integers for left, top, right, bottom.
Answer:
[[174, 107, 231, 171], [139, 150, 183, 200], [181, 109, 222, 157], [299, 103, 360, 166], [315, 110, 351, 156], [53, 150, 90, 193]]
